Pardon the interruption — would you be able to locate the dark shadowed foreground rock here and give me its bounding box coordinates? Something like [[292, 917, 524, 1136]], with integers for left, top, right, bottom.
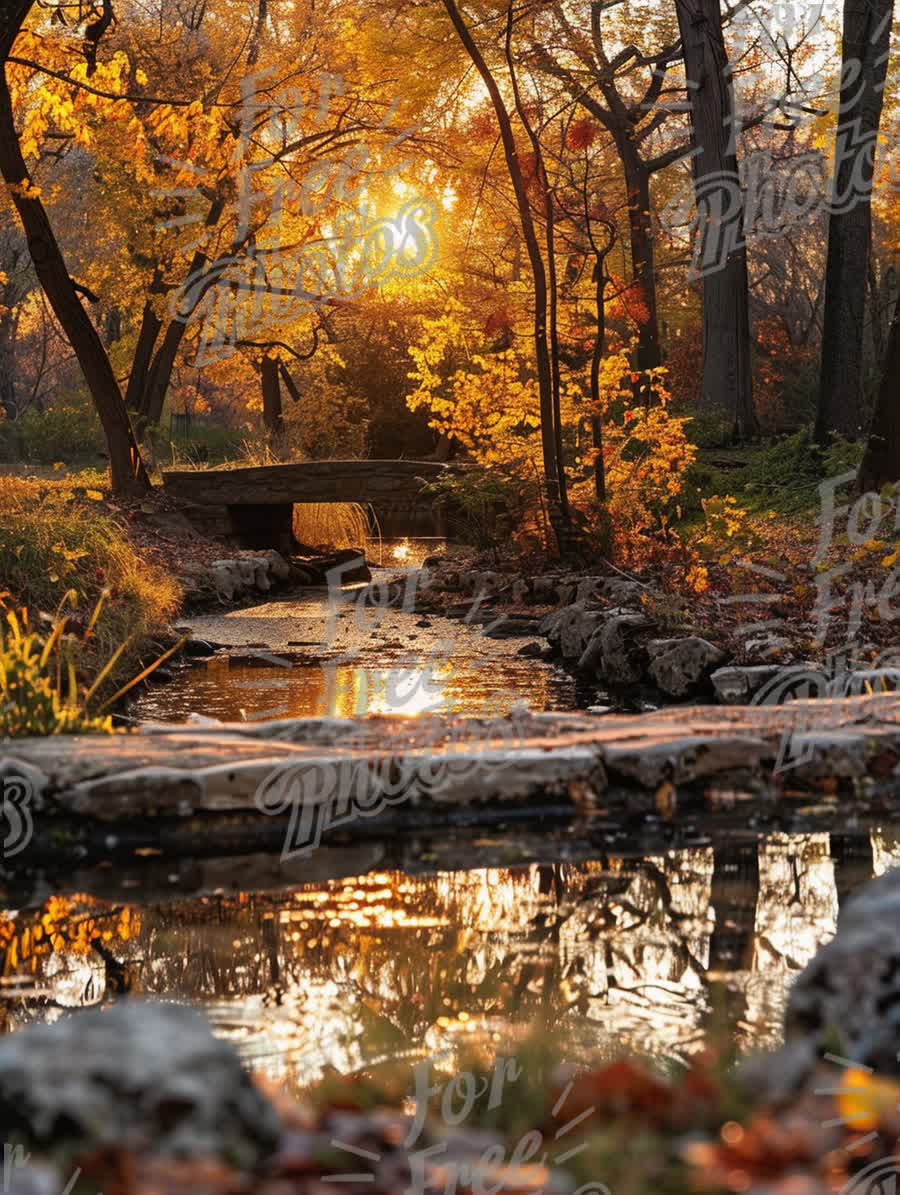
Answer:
[[0, 1001, 281, 1167], [784, 866, 900, 1075]]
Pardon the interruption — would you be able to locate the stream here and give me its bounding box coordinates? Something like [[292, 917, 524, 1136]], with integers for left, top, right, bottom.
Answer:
[[0, 567, 887, 1090]]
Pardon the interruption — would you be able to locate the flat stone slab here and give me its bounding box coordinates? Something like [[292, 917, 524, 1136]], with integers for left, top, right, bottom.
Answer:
[[4, 694, 900, 832]]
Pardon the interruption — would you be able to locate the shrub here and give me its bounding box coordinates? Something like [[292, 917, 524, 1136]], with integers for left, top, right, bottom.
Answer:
[[423, 465, 548, 556], [8, 397, 106, 464], [731, 428, 863, 514]]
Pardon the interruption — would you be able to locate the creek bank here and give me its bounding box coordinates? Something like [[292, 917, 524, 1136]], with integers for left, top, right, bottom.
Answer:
[[409, 562, 900, 712], [175, 547, 369, 608]]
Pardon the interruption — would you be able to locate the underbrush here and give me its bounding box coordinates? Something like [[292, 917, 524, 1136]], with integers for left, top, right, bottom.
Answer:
[[696, 429, 864, 516], [0, 475, 181, 694], [0, 398, 106, 464]]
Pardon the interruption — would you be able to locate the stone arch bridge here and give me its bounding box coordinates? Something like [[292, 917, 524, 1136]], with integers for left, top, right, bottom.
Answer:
[[162, 460, 457, 552]]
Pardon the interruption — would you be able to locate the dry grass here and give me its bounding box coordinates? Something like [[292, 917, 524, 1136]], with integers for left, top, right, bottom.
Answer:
[[0, 474, 181, 686], [292, 502, 372, 550]]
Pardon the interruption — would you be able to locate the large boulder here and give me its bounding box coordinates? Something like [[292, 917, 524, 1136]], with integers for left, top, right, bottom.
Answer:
[[597, 611, 654, 685], [784, 867, 900, 1074], [599, 577, 645, 608], [0, 1001, 281, 1168], [540, 601, 605, 661], [647, 637, 727, 698]]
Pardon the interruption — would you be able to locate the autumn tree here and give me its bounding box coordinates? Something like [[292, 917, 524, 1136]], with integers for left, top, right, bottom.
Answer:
[[0, 0, 150, 494], [529, 1, 688, 386], [859, 287, 900, 489], [440, 0, 570, 543], [674, 0, 758, 441], [815, 0, 893, 442]]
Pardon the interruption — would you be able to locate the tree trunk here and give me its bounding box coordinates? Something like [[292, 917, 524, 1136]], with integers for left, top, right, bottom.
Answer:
[[260, 354, 284, 441], [858, 287, 900, 490], [504, 24, 569, 518], [441, 0, 568, 549], [0, 63, 149, 495], [815, 0, 892, 443], [619, 144, 661, 378], [131, 199, 225, 435], [675, 0, 758, 441], [0, 311, 17, 420], [123, 272, 166, 417], [590, 265, 608, 502]]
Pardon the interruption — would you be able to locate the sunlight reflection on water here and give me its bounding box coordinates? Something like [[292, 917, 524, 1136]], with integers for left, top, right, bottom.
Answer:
[[0, 832, 893, 1093]]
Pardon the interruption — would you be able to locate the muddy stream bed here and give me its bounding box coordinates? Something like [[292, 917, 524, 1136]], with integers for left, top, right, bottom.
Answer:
[[0, 569, 889, 1093]]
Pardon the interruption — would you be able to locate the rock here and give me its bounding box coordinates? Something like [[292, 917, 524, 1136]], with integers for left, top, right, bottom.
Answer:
[[476, 570, 504, 595], [555, 582, 577, 605], [542, 603, 605, 661], [483, 617, 542, 639], [575, 578, 601, 603], [712, 663, 825, 705], [0, 1157, 64, 1195], [182, 638, 218, 658], [516, 641, 544, 658], [711, 665, 781, 704], [531, 577, 559, 604], [744, 633, 792, 660], [603, 734, 769, 787], [647, 637, 727, 698], [208, 561, 237, 600], [258, 548, 291, 580], [510, 577, 530, 604], [598, 611, 654, 685], [785, 867, 900, 1073], [576, 628, 605, 676], [0, 1001, 281, 1166], [600, 577, 645, 607], [783, 731, 870, 780], [320, 549, 371, 584]]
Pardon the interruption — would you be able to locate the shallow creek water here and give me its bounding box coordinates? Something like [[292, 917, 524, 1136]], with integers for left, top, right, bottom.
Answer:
[[0, 571, 887, 1090]]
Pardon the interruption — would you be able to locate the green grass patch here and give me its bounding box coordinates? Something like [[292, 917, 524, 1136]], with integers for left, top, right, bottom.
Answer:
[[692, 429, 863, 516]]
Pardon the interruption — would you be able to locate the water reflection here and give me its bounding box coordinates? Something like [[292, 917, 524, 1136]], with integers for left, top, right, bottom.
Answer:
[[134, 657, 577, 722], [1, 831, 893, 1089]]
